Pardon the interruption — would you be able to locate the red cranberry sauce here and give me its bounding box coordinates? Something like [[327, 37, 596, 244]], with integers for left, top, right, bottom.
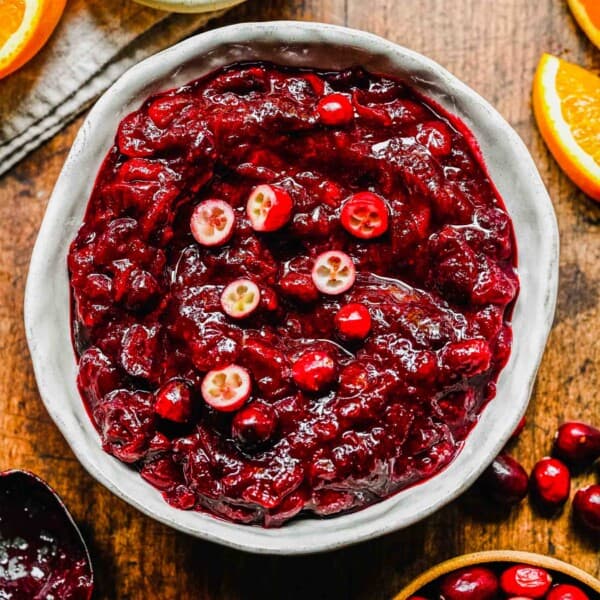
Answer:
[[68, 62, 519, 526]]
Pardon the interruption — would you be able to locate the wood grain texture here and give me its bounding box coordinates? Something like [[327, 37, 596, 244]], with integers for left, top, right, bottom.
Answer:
[[0, 1, 599, 598]]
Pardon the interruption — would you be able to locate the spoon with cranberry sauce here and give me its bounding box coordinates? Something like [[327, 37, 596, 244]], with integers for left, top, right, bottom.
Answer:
[[0, 470, 93, 599]]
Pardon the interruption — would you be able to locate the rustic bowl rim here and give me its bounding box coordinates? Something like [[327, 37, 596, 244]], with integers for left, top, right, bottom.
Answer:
[[24, 20, 558, 554], [394, 550, 600, 599]]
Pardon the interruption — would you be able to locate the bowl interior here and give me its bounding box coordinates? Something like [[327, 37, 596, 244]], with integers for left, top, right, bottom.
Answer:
[[24, 21, 558, 554], [394, 550, 600, 599]]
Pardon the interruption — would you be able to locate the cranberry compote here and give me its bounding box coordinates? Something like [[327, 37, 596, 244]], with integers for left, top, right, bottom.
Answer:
[[68, 62, 518, 526]]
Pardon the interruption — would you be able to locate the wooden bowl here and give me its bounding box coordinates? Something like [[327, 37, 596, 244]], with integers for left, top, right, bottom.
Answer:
[[394, 550, 600, 599]]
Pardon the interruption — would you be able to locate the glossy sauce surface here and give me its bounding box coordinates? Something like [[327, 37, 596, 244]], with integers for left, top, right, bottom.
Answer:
[[68, 62, 518, 526], [0, 472, 92, 599]]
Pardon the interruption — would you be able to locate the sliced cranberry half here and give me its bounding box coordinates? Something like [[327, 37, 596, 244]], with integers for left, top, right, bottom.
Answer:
[[335, 302, 372, 340], [312, 250, 356, 295], [500, 565, 552, 598], [246, 184, 293, 232], [190, 199, 235, 247], [201, 365, 252, 412], [547, 584, 590, 600], [340, 192, 389, 239], [317, 93, 354, 126], [220, 279, 260, 319]]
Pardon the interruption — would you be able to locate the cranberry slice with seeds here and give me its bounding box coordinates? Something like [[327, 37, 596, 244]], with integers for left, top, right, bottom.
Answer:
[[500, 565, 552, 598], [335, 302, 372, 340], [312, 250, 356, 295], [220, 279, 260, 319], [201, 365, 252, 412], [246, 184, 293, 232], [340, 192, 389, 239], [317, 93, 354, 125], [190, 199, 235, 247]]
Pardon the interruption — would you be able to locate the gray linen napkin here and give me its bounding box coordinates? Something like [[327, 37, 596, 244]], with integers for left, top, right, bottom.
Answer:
[[0, 0, 228, 177]]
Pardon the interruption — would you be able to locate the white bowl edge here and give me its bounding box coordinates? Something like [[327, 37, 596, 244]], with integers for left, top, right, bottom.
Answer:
[[24, 21, 559, 555]]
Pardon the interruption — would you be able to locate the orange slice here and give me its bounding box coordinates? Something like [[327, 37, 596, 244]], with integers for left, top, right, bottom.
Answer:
[[567, 0, 600, 49], [533, 53, 600, 201], [0, 0, 67, 79]]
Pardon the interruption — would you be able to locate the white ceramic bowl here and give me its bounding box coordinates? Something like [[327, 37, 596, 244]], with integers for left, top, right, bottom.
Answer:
[[25, 21, 558, 554]]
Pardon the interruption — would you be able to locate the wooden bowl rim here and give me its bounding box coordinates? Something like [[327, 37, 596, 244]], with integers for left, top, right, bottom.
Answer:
[[394, 550, 600, 599]]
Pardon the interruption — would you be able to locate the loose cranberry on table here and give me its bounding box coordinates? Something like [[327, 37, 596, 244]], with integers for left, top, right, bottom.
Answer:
[[246, 184, 293, 232], [479, 453, 529, 505], [68, 62, 519, 525], [334, 302, 372, 340], [439, 566, 499, 600], [340, 192, 389, 239], [572, 485, 600, 532], [500, 565, 553, 598], [530, 457, 571, 507], [546, 583, 590, 600], [553, 422, 600, 464], [317, 92, 354, 125]]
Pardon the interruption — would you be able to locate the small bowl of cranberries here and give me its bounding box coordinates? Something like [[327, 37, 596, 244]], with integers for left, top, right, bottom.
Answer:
[[25, 21, 558, 553], [396, 551, 600, 600]]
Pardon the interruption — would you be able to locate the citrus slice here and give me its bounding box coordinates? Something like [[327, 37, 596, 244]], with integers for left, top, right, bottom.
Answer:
[[533, 53, 600, 201], [567, 0, 600, 49], [0, 0, 66, 79], [133, 0, 245, 13]]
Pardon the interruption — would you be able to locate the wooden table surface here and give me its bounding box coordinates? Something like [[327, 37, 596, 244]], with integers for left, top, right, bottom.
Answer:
[[1, 1, 599, 598]]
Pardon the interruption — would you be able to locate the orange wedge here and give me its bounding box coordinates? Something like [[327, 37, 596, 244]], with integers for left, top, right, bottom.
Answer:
[[568, 0, 600, 49], [0, 0, 67, 79], [533, 53, 600, 201]]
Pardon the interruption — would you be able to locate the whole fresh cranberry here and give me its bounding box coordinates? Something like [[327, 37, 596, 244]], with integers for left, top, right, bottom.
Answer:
[[553, 422, 600, 463], [155, 380, 192, 423], [572, 485, 600, 532], [547, 583, 590, 600], [479, 453, 529, 505], [530, 457, 570, 506], [232, 403, 277, 446], [317, 93, 354, 125], [439, 566, 499, 600], [335, 303, 372, 340], [292, 351, 338, 393], [500, 565, 552, 598]]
